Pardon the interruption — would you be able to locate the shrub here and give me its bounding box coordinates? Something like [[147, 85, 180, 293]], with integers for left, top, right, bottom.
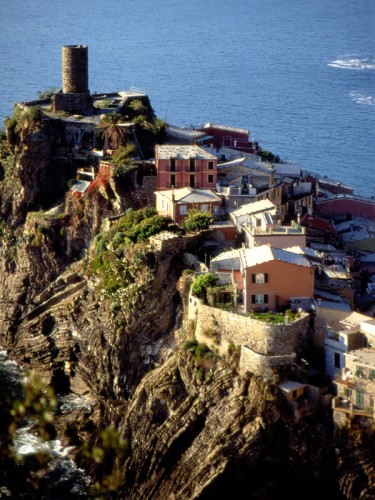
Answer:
[[127, 214, 172, 243], [192, 273, 219, 302], [183, 210, 213, 232], [111, 144, 136, 166], [37, 87, 56, 99]]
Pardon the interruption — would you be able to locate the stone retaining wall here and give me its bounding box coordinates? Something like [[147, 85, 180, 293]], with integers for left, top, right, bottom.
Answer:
[[239, 345, 295, 378], [188, 294, 311, 377], [189, 295, 310, 356]]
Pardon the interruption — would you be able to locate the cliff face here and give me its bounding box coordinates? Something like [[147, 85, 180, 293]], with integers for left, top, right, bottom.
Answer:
[[0, 127, 373, 499]]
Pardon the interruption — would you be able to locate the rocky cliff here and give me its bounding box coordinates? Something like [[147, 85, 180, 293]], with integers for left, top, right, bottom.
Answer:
[[0, 122, 374, 499]]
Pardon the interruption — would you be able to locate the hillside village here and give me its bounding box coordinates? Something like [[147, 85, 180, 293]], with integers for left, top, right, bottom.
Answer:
[[6, 45, 375, 431]]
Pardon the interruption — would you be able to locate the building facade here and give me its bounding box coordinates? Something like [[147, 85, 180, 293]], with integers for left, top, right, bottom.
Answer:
[[155, 187, 221, 224], [239, 245, 314, 312], [155, 145, 218, 191]]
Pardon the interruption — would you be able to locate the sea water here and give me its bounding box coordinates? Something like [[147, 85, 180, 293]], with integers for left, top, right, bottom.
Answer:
[[0, 0, 374, 196]]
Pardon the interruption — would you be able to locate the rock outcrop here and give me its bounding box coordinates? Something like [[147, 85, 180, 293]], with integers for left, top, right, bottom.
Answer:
[[0, 122, 374, 499]]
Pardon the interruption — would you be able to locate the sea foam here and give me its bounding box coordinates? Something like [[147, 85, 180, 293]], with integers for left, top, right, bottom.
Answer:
[[349, 91, 375, 106], [328, 56, 375, 70]]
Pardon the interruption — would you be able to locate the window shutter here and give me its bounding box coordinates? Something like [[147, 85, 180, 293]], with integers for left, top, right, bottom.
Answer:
[[264, 294, 268, 303], [252, 295, 256, 304], [265, 273, 268, 283], [252, 274, 256, 283]]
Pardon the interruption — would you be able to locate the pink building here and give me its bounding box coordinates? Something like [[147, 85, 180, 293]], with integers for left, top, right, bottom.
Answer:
[[155, 145, 218, 191]]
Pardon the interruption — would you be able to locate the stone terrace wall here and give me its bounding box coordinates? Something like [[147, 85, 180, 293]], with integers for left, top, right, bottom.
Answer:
[[150, 231, 213, 254], [189, 295, 311, 358], [239, 345, 295, 379]]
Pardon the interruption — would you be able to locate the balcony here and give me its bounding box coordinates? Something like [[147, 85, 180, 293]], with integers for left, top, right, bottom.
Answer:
[[333, 396, 375, 418]]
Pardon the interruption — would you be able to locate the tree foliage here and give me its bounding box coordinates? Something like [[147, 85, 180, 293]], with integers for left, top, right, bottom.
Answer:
[[96, 113, 128, 152], [183, 210, 213, 232], [192, 273, 219, 302], [4, 106, 42, 150], [111, 144, 136, 166]]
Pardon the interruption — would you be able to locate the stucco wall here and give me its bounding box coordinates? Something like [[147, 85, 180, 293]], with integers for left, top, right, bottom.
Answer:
[[156, 157, 217, 191], [243, 260, 314, 312]]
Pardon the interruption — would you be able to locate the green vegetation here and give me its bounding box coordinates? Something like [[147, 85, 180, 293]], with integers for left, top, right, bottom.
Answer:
[[248, 309, 300, 324], [94, 99, 111, 109], [96, 112, 128, 152], [111, 144, 136, 166], [191, 273, 219, 303], [4, 105, 42, 151], [0, 370, 127, 498], [183, 210, 213, 232], [258, 149, 280, 163], [83, 427, 128, 497], [91, 208, 176, 312], [184, 339, 220, 383], [110, 144, 137, 184], [37, 87, 56, 99]]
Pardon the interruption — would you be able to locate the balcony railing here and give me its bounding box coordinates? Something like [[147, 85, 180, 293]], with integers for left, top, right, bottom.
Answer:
[[332, 397, 375, 418]]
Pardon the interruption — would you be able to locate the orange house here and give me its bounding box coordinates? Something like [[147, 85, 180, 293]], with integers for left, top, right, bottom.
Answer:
[[239, 245, 314, 312], [155, 145, 218, 191]]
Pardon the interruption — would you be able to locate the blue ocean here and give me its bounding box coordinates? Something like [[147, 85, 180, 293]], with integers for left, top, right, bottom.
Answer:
[[0, 0, 374, 196]]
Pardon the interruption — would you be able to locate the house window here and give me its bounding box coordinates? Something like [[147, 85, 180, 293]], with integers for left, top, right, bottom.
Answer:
[[180, 205, 187, 215], [334, 352, 341, 369], [370, 396, 374, 408], [356, 391, 364, 409], [189, 158, 196, 172], [189, 175, 195, 188], [208, 161, 214, 170], [356, 366, 364, 378], [201, 204, 208, 212], [252, 294, 268, 304], [252, 273, 268, 284], [208, 174, 214, 183], [170, 174, 176, 188], [170, 158, 176, 172], [344, 388, 352, 398]]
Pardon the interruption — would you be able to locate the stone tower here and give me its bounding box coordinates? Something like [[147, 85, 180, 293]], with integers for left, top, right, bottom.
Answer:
[[54, 45, 91, 114]]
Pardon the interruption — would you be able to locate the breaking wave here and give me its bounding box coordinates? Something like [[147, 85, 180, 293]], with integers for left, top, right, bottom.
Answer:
[[328, 56, 375, 70], [349, 91, 375, 106]]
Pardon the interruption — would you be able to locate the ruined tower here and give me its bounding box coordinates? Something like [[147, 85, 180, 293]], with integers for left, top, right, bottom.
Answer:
[[54, 45, 91, 114]]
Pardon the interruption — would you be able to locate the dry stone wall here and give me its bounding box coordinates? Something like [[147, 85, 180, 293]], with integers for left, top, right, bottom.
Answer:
[[239, 345, 295, 379], [188, 294, 311, 377]]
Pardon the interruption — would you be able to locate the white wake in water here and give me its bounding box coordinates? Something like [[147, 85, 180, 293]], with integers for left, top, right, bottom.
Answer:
[[349, 91, 375, 106], [328, 56, 375, 70]]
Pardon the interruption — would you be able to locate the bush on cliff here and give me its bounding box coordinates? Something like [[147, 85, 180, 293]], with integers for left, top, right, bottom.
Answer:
[[192, 273, 219, 303]]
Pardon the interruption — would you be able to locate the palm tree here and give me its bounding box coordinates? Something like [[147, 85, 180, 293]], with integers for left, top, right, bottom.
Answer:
[[97, 113, 128, 154]]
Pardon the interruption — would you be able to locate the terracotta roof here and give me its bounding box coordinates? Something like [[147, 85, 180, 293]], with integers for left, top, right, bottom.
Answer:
[[301, 213, 337, 235]]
